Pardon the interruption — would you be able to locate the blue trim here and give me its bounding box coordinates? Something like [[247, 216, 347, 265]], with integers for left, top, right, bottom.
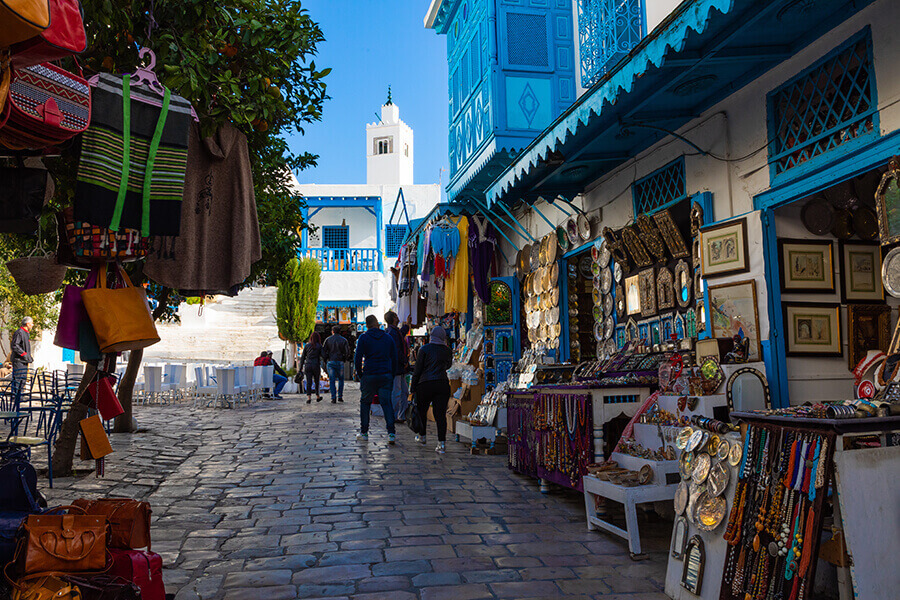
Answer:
[[364, 207, 377, 217], [376, 201, 384, 271], [308, 207, 324, 219], [318, 301, 372, 309], [632, 157, 687, 217], [303, 196, 382, 208], [760, 208, 789, 408], [300, 205, 309, 248], [766, 27, 878, 184], [385, 224, 408, 258], [322, 226, 349, 249], [559, 257, 569, 363]]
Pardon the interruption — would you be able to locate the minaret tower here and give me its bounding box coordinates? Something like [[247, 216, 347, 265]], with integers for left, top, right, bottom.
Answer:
[[366, 87, 414, 185]]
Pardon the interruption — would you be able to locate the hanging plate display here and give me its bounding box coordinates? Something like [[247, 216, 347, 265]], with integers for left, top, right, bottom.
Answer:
[[679, 451, 694, 478], [592, 305, 602, 321], [567, 218, 579, 246], [801, 196, 835, 235], [614, 261, 623, 282], [550, 262, 559, 287], [553, 323, 561, 339], [530, 242, 541, 271], [708, 461, 730, 497], [687, 484, 703, 526], [579, 255, 593, 278], [603, 293, 613, 317], [593, 322, 603, 342], [674, 481, 689, 516], [603, 315, 614, 340], [539, 235, 549, 266], [601, 269, 612, 294], [593, 275, 602, 290], [592, 287, 602, 305], [551, 287, 560, 306], [578, 213, 591, 241], [695, 492, 727, 532], [882, 247, 900, 298], [615, 285, 625, 319], [515, 250, 525, 280], [716, 438, 730, 462], [830, 208, 855, 239], [706, 434, 720, 457], [542, 267, 552, 293], [556, 225, 570, 251], [691, 453, 711, 484], [853, 206, 878, 241], [546, 233, 557, 264], [728, 441, 743, 467], [522, 243, 533, 271], [591, 261, 602, 277], [824, 178, 856, 209], [591, 241, 601, 262], [549, 306, 559, 325], [598, 240, 611, 267], [675, 427, 693, 450], [687, 429, 704, 453]]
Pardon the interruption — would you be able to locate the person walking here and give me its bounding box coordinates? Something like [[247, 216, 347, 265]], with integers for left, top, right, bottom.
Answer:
[[11, 317, 33, 390], [323, 326, 350, 403], [384, 311, 410, 421], [299, 332, 323, 404], [410, 325, 453, 454], [354, 315, 397, 444]]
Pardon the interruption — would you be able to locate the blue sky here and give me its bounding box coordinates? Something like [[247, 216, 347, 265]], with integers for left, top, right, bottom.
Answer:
[[288, 1, 449, 189]]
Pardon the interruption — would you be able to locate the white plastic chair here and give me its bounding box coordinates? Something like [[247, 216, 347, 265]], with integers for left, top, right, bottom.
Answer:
[[262, 365, 275, 397], [141, 366, 165, 405], [193, 365, 217, 407], [214, 367, 237, 408]]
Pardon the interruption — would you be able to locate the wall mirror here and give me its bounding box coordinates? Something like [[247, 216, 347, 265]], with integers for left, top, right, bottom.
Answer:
[[726, 367, 771, 412], [485, 281, 512, 325], [681, 535, 705, 594], [675, 260, 692, 308], [671, 516, 688, 559]]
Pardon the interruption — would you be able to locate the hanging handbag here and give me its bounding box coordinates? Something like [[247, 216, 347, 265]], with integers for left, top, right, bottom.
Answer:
[[81, 265, 159, 353], [70, 499, 150, 551], [77, 320, 101, 362], [15, 505, 108, 575], [87, 374, 123, 421], [0, 0, 51, 47], [10, 575, 82, 600], [59, 207, 149, 263], [0, 61, 90, 150], [11, 0, 87, 68], [0, 156, 50, 234], [62, 575, 140, 600], [78, 415, 112, 460], [54, 268, 97, 351]]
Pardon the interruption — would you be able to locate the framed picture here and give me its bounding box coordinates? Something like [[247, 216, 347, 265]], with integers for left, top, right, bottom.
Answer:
[[783, 303, 842, 357], [839, 241, 884, 302], [699, 218, 750, 278], [875, 157, 900, 246], [707, 279, 762, 362], [847, 304, 892, 369], [639, 267, 657, 317], [778, 239, 834, 293], [625, 274, 641, 315]]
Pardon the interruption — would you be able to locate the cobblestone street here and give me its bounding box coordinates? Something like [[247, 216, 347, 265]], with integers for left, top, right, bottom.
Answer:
[[46, 385, 669, 600]]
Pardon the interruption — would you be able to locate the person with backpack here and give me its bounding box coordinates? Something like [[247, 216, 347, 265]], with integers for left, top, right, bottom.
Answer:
[[323, 326, 350, 403], [299, 332, 324, 404], [410, 326, 453, 454]]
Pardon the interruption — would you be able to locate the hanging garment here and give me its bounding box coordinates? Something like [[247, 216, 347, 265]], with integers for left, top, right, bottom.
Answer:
[[444, 216, 469, 314], [144, 121, 261, 292], [74, 73, 191, 237], [468, 216, 497, 304], [430, 219, 460, 258], [424, 278, 444, 317]]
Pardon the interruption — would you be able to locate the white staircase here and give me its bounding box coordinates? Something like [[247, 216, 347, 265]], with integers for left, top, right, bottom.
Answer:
[[145, 287, 286, 364]]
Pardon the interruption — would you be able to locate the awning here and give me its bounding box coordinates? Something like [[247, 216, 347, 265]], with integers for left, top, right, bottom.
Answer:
[[485, 0, 877, 206], [317, 301, 372, 309]]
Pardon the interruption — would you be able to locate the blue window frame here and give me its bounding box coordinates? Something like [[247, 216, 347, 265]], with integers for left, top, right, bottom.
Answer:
[[632, 158, 687, 216], [385, 224, 408, 258], [578, 0, 645, 88], [322, 226, 349, 249], [767, 28, 877, 180]]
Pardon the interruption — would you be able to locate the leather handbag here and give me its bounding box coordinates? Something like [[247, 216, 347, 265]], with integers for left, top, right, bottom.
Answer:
[[0, 61, 90, 150], [0, 0, 51, 47], [107, 550, 164, 600], [11, 0, 87, 68], [60, 208, 150, 263], [62, 575, 140, 600], [53, 268, 97, 351], [87, 374, 123, 422], [16, 506, 108, 575], [81, 265, 159, 353], [11, 575, 82, 600], [79, 416, 112, 460], [71, 499, 150, 551]]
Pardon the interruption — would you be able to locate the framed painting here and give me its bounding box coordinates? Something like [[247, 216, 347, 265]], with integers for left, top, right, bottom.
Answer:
[[707, 279, 762, 362], [625, 274, 641, 316], [783, 303, 842, 357], [839, 241, 884, 302], [847, 304, 891, 369], [778, 239, 835, 293], [875, 157, 900, 246], [699, 218, 750, 278], [639, 267, 657, 318]]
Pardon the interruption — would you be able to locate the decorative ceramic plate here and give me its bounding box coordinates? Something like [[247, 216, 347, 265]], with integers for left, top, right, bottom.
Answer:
[[674, 482, 689, 515], [728, 441, 743, 467], [539, 235, 549, 266], [708, 461, 730, 497], [716, 438, 730, 462], [614, 261, 623, 282], [593, 322, 603, 342], [696, 492, 727, 532], [546, 234, 557, 264], [557, 226, 570, 250], [591, 242, 601, 262], [549, 306, 559, 325], [567, 218, 579, 246], [603, 316, 614, 340], [687, 429, 704, 453], [706, 434, 720, 456], [639, 464, 653, 485], [679, 451, 694, 478], [578, 213, 591, 241], [592, 287, 602, 305], [593, 305, 602, 321], [591, 261, 602, 277], [551, 287, 560, 306], [598, 240, 611, 267], [675, 427, 693, 450], [699, 431, 710, 453], [687, 483, 704, 525], [578, 255, 592, 278], [601, 269, 612, 294], [691, 453, 711, 484], [530, 242, 541, 271], [882, 247, 900, 298], [603, 293, 613, 317]]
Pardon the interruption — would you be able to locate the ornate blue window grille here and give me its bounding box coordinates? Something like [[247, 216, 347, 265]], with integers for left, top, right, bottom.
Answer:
[[385, 225, 408, 258], [768, 29, 877, 178], [578, 0, 645, 89], [322, 226, 349, 249], [632, 158, 687, 216], [506, 12, 549, 68]]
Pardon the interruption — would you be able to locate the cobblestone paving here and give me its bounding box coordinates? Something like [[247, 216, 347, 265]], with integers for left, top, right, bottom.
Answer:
[[45, 384, 670, 600]]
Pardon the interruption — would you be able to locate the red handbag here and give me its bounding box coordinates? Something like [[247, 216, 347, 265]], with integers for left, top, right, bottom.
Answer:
[[87, 374, 123, 421], [11, 0, 87, 68], [0, 61, 90, 150], [108, 550, 164, 600]]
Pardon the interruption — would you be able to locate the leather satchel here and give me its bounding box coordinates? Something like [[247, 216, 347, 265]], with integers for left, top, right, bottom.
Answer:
[[16, 506, 108, 575], [107, 550, 164, 600], [81, 265, 159, 353], [87, 375, 124, 422], [0, 0, 51, 47], [62, 575, 140, 600], [71, 499, 150, 551], [11, 0, 87, 68], [11, 575, 82, 600]]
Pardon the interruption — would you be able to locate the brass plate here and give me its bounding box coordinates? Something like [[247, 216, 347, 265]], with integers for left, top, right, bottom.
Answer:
[[530, 242, 541, 271], [691, 453, 711, 484], [708, 461, 730, 497], [675, 427, 693, 450], [679, 451, 694, 478], [550, 288, 560, 306], [546, 234, 557, 264], [674, 481, 689, 516], [717, 438, 730, 462], [686, 429, 704, 453], [696, 492, 727, 532], [728, 441, 743, 467], [550, 262, 559, 287], [706, 434, 720, 456]]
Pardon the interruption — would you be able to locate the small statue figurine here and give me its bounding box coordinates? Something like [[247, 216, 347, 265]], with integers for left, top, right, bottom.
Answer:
[[723, 331, 750, 364]]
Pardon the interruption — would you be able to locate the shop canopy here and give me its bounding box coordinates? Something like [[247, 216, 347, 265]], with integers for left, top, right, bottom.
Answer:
[[484, 0, 877, 208]]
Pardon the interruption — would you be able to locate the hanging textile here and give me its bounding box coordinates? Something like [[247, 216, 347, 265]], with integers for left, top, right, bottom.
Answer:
[[468, 215, 497, 304], [444, 216, 469, 313], [424, 278, 444, 317], [144, 122, 260, 292]]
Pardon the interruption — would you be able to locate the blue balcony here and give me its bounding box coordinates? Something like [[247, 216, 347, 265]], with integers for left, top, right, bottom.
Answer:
[[301, 248, 380, 272]]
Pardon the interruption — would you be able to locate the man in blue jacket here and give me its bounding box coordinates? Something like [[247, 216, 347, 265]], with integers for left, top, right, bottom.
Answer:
[[354, 315, 398, 444]]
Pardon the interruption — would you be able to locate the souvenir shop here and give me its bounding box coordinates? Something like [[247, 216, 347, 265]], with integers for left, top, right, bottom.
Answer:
[[0, 0, 262, 597]]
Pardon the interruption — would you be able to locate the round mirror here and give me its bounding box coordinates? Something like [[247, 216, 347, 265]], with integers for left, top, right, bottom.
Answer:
[[726, 367, 770, 412]]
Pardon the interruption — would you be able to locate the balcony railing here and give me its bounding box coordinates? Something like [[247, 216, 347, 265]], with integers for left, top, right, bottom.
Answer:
[[300, 247, 380, 272]]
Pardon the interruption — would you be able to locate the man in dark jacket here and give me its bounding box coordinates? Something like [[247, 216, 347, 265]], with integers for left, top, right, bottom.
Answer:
[[323, 326, 350, 404], [354, 315, 398, 444], [384, 311, 410, 421], [11, 317, 33, 387]]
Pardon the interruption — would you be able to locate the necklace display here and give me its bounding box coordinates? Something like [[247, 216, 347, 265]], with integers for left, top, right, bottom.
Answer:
[[719, 424, 835, 600], [531, 394, 594, 485]]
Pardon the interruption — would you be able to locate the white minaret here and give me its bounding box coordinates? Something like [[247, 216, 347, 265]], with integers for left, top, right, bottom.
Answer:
[[366, 87, 414, 185]]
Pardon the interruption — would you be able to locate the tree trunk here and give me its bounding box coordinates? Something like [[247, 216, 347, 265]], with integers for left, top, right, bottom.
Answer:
[[51, 362, 97, 477], [113, 349, 142, 433]]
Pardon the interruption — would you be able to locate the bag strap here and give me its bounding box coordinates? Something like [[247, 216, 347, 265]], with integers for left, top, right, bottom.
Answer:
[[17, 465, 38, 512], [110, 75, 132, 234], [97, 264, 134, 291]]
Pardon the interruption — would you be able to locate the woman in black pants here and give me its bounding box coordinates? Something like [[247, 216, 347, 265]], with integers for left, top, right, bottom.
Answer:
[[299, 331, 323, 404], [411, 326, 453, 454]]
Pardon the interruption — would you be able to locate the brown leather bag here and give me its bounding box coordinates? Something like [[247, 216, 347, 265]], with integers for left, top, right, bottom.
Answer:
[[16, 506, 107, 575], [11, 575, 82, 600], [71, 499, 150, 551]]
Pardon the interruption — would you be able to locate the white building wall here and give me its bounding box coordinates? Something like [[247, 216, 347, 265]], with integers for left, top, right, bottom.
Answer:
[[495, 0, 900, 405], [366, 103, 415, 185]]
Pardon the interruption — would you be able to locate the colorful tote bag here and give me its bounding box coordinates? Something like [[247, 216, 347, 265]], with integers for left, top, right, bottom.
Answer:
[[59, 206, 149, 262]]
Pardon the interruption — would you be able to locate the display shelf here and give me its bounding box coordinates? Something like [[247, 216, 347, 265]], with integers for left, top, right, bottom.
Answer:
[[610, 451, 681, 487], [631, 422, 682, 450], [455, 421, 498, 446]]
